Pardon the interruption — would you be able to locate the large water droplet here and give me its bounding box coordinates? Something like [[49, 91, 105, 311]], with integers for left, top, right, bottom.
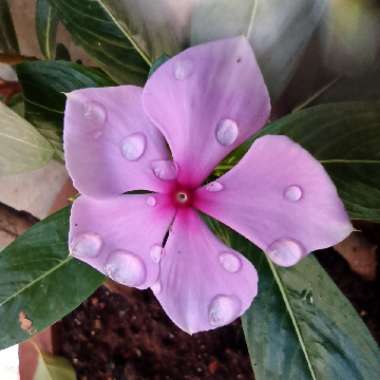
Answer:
[[209, 295, 241, 327], [151, 281, 162, 295], [215, 119, 239, 146], [121, 133, 146, 161], [146, 196, 157, 207], [71, 233, 102, 258], [150, 245, 164, 263], [105, 251, 146, 287], [284, 185, 303, 202], [151, 160, 178, 181], [205, 181, 224, 192], [174, 60, 193, 80], [219, 252, 241, 273], [267, 238, 304, 267], [83, 101, 106, 124]]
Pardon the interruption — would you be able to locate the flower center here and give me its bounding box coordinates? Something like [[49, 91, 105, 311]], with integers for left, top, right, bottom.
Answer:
[[172, 187, 193, 208]]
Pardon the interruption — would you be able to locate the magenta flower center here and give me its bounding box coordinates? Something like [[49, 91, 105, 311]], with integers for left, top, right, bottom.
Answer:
[[171, 184, 194, 208]]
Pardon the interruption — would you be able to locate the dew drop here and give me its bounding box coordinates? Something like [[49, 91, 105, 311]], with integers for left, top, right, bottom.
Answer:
[[83, 101, 106, 124], [151, 160, 178, 181], [146, 196, 157, 207], [215, 119, 239, 146], [267, 238, 305, 267], [284, 185, 303, 202], [121, 133, 146, 161], [219, 252, 241, 273], [208, 295, 241, 327], [70, 233, 102, 258], [105, 251, 146, 287], [205, 181, 224, 192], [151, 281, 162, 295], [150, 245, 164, 263], [174, 60, 193, 80]]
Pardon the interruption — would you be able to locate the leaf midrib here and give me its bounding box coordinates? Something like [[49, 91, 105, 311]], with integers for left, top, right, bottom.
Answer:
[[268, 259, 318, 380], [0, 256, 72, 307]]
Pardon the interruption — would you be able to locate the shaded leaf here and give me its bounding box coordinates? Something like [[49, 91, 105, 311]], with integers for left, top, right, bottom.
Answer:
[[0, 101, 54, 176], [15, 60, 114, 157], [217, 102, 380, 222], [205, 218, 380, 379], [48, 0, 149, 84], [0, 207, 104, 349], [34, 349, 76, 380], [36, 0, 59, 60], [0, 0, 19, 54], [191, 0, 327, 99]]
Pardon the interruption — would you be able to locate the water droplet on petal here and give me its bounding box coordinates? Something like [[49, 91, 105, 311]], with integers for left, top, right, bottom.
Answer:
[[150, 245, 164, 263], [71, 233, 102, 258], [146, 196, 157, 207], [205, 181, 224, 192], [121, 133, 146, 161], [105, 251, 146, 287], [215, 119, 239, 146], [174, 60, 193, 80], [151, 281, 162, 295], [209, 295, 241, 327], [284, 185, 303, 202], [267, 238, 305, 267], [151, 160, 178, 181], [219, 252, 241, 273], [83, 101, 106, 124]]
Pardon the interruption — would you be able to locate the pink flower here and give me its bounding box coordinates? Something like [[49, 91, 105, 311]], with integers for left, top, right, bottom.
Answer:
[[64, 37, 352, 334]]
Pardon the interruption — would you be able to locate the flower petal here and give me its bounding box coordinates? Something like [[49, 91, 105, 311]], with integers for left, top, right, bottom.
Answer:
[[64, 85, 171, 198], [153, 209, 258, 334], [69, 194, 175, 289], [195, 135, 353, 267], [143, 36, 270, 187]]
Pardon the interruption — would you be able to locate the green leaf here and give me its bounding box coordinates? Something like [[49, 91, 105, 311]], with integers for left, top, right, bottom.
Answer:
[[48, 0, 149, 84], [191, 0, 327, 99], [0, 207, 104, 349], [217, 101, 380, 222], [0, 101, 54, 175], [36, 0, 59, 60], [15, 60, 114, 157], [205, 219, 380, 379], [34, 349, 76, 380], [0, 0, 19, 53]]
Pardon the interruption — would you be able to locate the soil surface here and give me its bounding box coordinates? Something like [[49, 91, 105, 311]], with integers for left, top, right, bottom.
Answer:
[[57, 240, 379, 380]]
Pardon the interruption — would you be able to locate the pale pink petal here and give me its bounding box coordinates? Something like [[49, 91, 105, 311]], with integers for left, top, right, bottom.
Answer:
[[153, 209, 258, 334], [143, 36, 270, 187], [64, 85, 171, 198], [69, 194, 175, 289], [195, 135, 353, 267]]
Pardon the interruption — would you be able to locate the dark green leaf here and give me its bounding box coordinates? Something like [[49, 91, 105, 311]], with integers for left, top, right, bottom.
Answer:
[[15, 60, 114, 158], [0, 0, 19, 53], [148, 54, 170, 78], [48, 0, 149, 84], [217, 102, 380, 222], [205, 218, 380, 379], [0, 207, 104, 349], [36, 0, 59, 60]]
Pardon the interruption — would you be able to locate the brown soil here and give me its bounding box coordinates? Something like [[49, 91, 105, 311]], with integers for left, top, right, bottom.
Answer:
[[56, 242, 379, 380]]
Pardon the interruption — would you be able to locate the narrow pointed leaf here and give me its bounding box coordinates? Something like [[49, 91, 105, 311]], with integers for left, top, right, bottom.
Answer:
[[47, 0, 149, 84], [0, 207, 104, 349], [0, 101, 54, 176], [34, 351, 76, 380], [36, 0, 59, 60]]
